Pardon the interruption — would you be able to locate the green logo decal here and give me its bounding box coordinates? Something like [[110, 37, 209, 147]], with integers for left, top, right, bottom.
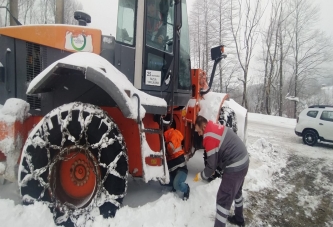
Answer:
[[71, 34, 87, 51]]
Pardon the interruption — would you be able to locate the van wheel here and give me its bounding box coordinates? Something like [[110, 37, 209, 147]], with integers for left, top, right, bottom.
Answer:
[[302, 129, 318, 146], [18, 102, 128, 226]]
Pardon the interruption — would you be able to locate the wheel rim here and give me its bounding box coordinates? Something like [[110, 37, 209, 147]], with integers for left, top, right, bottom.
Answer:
[[50, 146, 100, 209], [306, 135, 313, 143]]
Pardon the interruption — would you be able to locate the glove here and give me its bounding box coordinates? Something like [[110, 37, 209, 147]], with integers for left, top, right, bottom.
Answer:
[[193, 172, 202, 182]]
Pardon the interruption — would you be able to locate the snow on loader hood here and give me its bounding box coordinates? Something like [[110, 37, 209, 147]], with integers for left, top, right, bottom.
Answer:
[[26, 52, 167, 120]]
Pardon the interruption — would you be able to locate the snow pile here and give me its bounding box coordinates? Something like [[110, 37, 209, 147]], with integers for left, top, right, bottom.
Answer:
[[0, 162, 5, 174], [199, 92, 228, 121], [0, 138, 16, 156], [198, 92, 247, 141], [246, 138, 288, 192], [1, 113, 332, 227], [0, 199, 59, 227], [0, 99, 28, 181], [0, 98, 30, 123], [248, 112, 296, 129], [0, 136, 290, 227]]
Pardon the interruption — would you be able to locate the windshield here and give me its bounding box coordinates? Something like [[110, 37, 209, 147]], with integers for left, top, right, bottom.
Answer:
[[116, 0, 136, 45], [146, 0, 174, 53]]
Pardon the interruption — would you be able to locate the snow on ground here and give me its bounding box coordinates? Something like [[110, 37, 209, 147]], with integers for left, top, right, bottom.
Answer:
[[0, 113, 333, 227]]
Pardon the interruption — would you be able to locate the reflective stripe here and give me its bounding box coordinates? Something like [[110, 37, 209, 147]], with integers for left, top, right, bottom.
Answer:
[[169, 142, 182, 154], [169, 162, 186, 172], [201, 171, 208, 180], [174, 147, 182, 153], [235, 196, 243, 203], [226, 153, 249, 168], [235, 201, 243, 207], [206, 147, 218, 157], [204, 132, 222, 140], [218, 126, 228, 148], [216, 213, 227, 224], [217, 205, 230, 215], [169, 142, 175, 150]]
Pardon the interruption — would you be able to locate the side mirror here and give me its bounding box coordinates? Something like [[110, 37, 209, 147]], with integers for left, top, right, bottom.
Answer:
[[201, 45, 227, 95], [211, 45, 227, 61]]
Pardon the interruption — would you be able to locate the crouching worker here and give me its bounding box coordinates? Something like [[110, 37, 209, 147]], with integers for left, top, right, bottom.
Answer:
[[193, 115, 249, 227], [164, 127, 190, 201]]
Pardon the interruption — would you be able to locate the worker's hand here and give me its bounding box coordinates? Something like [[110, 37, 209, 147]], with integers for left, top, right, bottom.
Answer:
[[193, 173, 202, 182], [157, 35, 164, 44]]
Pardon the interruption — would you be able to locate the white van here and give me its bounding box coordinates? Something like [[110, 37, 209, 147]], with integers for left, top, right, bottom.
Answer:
[[295, 105, 333, 146]]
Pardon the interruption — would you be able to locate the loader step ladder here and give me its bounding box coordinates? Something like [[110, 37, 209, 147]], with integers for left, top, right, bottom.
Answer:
[[132, 94, 167, 179]]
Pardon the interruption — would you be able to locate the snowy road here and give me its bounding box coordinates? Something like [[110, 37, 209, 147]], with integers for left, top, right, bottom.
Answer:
[[245, 113, 333, 227], [247, 113, 333, 160], [0, 113, 332, 227]]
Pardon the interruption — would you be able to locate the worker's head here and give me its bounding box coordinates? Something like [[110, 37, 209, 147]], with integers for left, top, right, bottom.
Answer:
[[195, 115, 208, 136], [147, 0, 158, 16]]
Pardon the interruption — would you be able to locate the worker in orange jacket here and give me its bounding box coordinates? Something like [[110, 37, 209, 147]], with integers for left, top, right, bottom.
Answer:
[[164, 127, 190, 200]]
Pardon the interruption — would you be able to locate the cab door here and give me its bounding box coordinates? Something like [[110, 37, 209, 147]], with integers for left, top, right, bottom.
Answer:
[[141, 0, 175, 92], [318, 110, 333, 141]]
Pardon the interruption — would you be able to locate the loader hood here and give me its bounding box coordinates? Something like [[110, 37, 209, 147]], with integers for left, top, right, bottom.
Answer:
[[26, 52, 167, 119]]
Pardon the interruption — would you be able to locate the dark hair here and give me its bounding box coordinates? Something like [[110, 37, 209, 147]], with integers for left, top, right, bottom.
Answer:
[[147, 0, 155, 6], [195, 115, 208, 127]]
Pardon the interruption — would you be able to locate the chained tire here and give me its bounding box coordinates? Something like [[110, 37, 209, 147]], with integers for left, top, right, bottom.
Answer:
[[18, 102, 128, 226], [218, 106, 238, 134]]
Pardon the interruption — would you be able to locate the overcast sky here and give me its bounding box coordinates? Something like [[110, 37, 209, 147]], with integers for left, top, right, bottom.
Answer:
[[79, 0, 333, 38], [79, 0, 191, 36]]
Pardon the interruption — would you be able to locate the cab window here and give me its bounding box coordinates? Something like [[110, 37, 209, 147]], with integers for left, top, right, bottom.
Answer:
[[146, 0, 174, 53], [116, 0, 136, 45]]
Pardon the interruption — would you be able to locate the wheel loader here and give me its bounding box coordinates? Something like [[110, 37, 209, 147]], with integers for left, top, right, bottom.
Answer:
[[0, 0, 247, 226]]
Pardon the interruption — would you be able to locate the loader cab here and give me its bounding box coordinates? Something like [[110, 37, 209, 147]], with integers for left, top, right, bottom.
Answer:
[[115, 0, 191, 106]]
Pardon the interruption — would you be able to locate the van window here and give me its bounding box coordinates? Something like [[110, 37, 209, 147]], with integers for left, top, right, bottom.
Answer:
[[320, 111, 333, 122], [307, 111, 318, 118]]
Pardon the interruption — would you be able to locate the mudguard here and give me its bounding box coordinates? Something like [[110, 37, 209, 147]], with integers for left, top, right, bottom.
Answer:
[[26, 52, 167, 120]]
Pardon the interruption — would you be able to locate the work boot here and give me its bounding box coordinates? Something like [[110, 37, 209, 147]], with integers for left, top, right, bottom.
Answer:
[[183, 184, 190, 201], [227, 215, 245, 227]]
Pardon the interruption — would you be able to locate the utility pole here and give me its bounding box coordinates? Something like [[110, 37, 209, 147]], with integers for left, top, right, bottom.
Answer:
[[55, 0, 64, 24], [9, 0, 18, 26]]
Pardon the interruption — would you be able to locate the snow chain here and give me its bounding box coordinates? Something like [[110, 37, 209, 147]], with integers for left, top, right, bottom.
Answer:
[[21, 102, 128, 225]]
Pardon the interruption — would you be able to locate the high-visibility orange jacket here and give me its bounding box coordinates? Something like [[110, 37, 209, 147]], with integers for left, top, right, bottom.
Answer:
[[164, 128, 187, 172], [164, 128, 185, 161]]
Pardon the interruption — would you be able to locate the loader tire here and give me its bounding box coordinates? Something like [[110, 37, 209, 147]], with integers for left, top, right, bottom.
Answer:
[[18, 102, 128, 226], [218, 106, 238, 134]]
